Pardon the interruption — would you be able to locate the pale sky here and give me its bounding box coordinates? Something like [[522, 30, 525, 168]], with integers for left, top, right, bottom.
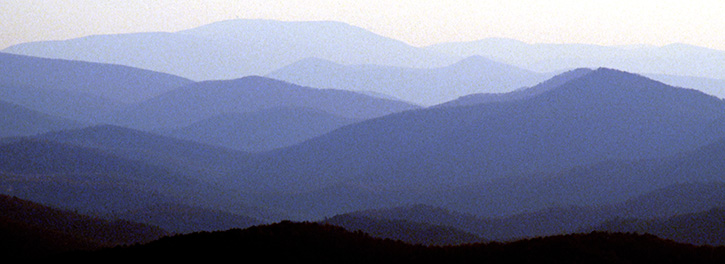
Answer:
[[2, 0, 725, 50]]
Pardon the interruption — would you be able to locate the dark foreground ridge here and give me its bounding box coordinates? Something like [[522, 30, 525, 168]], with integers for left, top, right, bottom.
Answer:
[[61, 221, 725, 263], [0, 194, 168, 257]]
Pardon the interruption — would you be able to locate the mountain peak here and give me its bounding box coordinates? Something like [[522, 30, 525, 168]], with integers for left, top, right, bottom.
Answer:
[[197, 75, 300, 90], [513, 68, 593, 94], [591, 67, 639, 76], [536, 68, 725, 116], [569, 67, 674, 91], [182, 19, 358, 32], [447, 55, 505, 68]]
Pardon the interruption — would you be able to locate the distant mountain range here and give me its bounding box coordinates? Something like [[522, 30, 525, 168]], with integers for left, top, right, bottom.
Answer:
[[107, 203, 263, 234], [3, 19, 457, 80], [0, 139, 203, 213], [0, 52, 192, 103], [110, 76, 418, 130], [420, 135, 725, 218], [436, 68, 725, 107], [183, 68, 725, 220], [2, 40, 724, 249], [476, 182, 725, 242], [0, 54, 417, 148], [3, 67, 724, 223], [342, 182, 725, 245], [159, 107, 360, 152], [427, 38, 725, 80], [4, 20, 725, 100], [25, 125, 250, 187], [3, 18, 725, 256], [589, 207, 725, 246], [267, 56, 550, 106], [0, 83, 123, 124], [0, 137, 275, 235], [436, 68, 594, 107], [246, 69, 725, 196], [641, 73, 725, 98], [0, 52, 192, 124], [5, 25, 725, 103], [0, 100, 83, 137], [320, 214, 484, 246]]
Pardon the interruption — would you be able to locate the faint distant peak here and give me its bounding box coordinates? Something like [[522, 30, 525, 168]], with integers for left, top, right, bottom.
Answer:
[[396, 203, 451, 213], [355, 90, 410, 103], [287, 57, 342, 68], [237, 75, 276, 82], [204, 75, 295, 87], [448, 55, 500, 67], [438, 37, 529, 47], [253, 105, 345, 117], [613, 44, 658, 50], [529, 68, 593, 88], [179, 19, 373, 39], [480, 37, 530, 45], [587, 67, 648, 79], [509, 67, 593, 95], [62, 123, 144, 135], [660, 43, 724, 53]]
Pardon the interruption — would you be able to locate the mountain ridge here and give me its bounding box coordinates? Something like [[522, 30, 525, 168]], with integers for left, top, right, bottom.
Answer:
[[0, 52, 192, 103], [4, 19, 458, 80], [63, 221, 725, 262], [111, 75, 419, 130], [160, 107, 360, 152], [0, 194, 169, 258], [0, 100, 84, 138], [250, 68, 725, 194], [268, 55, 549, 105], [427, 38, 725, 80], [436, 68, 593, 107]]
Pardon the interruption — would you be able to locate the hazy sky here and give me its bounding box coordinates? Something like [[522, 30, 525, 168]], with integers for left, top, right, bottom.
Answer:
[[3, 0, 725, 50]]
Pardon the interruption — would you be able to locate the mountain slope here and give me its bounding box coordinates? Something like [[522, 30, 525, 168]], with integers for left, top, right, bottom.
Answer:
[[590, 207, 725, 246], [161, 107, 360, 152], [0, 134, 278, 229], [0, 195, 168, 258], [0, 194, 168, 245], [30, 125, 251, 186], [343, 204, 487, 239], [267, 56, 549, 106], [321, 214, 483, 246], [109, 203, 263, 234], [246, 68, 725, 195], [0, 83, 124, 124], [4, 19, 457, 80], [421, 136, 725, 218], [13, 125, 287, 221], [436, 68, 593, 107], [0, 139, 201, 213], [0, 52, 191, 103], [643, 73, 725, 99], [613, 182, 725, 219], [112, 76, 418, 130], [347, 182, 725, 243], [0, 100, 83, 138]]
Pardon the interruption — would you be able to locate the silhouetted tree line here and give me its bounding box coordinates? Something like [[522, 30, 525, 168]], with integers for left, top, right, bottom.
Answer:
[[56, 221, 725, 263]]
